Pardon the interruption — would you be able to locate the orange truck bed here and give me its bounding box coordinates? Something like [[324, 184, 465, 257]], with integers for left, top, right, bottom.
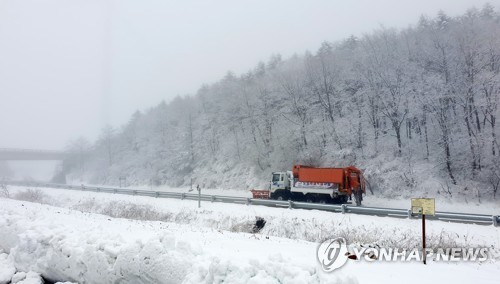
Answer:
[[292, 164, 365, 194], [293, 165, 345, 183]]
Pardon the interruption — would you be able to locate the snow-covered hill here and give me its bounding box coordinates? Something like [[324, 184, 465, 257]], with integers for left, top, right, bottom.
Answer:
[[56, 6, 500, 204]]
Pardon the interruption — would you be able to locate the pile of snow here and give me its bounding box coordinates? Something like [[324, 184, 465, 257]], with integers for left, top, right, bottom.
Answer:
[[1, 186, 499, 283], [1, 251, 69, 284], [0, 252, 16, 284], [0, 199, 350, 283]]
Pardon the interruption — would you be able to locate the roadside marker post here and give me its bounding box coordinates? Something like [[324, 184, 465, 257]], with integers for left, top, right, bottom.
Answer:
[[411, 198, 435, 265], [422, 213, 426, 264], [197, 184, 201, 208]]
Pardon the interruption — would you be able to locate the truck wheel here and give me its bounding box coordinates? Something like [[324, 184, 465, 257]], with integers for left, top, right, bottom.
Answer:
[[274, 191, 287, 201], [316, 196, 328, 204], [339, 195, 348, 204], [305, 194, 315, 203], [333, 196, 348, 204]]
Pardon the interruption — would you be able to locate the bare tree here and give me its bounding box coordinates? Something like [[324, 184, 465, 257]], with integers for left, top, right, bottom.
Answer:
[[429, 95, 457, 185], [66, 136, 92, 179], [362, 30, 410, 155], [277, 65, 310, 149], [99, 125, 116, 166], [305, 43, 343, 149]]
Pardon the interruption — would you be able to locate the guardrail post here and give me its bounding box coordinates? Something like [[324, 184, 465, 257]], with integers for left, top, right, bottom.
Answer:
[[113, 189, 117, 194], [493, 216, 499, 227], [246, 198, 251, 205], [288, 200, 293, 209], [341, 204, 346, 214], [81, 185, 85, 191], [133, 190, 137, 195], [155, 192, 159, 198], [211, 195, 215, 202], [407, 209, 412, 219], [181, 193, 185, 200]]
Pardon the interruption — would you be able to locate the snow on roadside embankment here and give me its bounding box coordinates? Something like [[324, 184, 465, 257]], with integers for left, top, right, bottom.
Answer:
[[0, 257, 48, 284], [4, 186, 499, 250], [0, 253, 16, 284], [0, 198, 348, 284], [1, 186, 500, 283]]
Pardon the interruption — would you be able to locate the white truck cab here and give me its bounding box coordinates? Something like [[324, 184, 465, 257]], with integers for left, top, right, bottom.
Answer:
[[270, 171, 292, 192]]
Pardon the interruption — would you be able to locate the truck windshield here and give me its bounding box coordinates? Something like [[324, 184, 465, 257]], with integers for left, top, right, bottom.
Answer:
[[272, 173, 280, 182]]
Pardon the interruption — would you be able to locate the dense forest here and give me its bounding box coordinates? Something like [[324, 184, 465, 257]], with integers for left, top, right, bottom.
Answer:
[[66, 5, 500, 199]]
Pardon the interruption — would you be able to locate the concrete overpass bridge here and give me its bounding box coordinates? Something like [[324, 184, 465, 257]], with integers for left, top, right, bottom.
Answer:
[[0, 148, 68, 161]]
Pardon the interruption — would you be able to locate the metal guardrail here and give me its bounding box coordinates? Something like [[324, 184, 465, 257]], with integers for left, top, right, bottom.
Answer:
[[3, 181, 499, 226]]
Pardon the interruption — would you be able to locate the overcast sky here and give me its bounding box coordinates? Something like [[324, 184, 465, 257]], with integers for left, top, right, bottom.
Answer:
[[0, 0, 494, 150]]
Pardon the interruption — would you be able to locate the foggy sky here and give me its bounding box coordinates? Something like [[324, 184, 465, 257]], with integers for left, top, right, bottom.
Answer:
[[0, 0, 493, 150]]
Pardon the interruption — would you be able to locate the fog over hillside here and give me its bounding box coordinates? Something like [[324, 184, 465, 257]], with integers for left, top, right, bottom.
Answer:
[[65, 5, 500, 201]]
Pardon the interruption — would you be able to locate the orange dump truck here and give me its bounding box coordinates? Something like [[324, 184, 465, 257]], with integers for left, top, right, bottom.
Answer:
[[252, 164, 366, 206]]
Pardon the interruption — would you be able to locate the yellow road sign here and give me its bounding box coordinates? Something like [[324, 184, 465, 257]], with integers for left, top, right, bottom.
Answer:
[[411, 198, 435, 215]]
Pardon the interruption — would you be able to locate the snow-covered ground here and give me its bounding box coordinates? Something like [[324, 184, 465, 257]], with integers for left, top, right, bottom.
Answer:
[[1, 185, 499, 283]]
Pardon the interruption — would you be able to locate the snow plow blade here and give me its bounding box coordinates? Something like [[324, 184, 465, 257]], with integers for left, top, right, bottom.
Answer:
[[250, 189, 270, 199]]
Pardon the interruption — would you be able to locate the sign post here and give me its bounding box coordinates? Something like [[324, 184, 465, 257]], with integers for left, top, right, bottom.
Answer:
[[411, 198, 435, 265], [422, 214, 426, 264]]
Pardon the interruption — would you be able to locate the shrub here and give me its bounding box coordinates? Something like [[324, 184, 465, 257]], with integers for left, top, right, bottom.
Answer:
[[14, 189, 47, 203], [0, 185, 9, 198]]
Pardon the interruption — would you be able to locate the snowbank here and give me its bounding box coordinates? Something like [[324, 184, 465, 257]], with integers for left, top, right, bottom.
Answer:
[[0, 253, 16, 284], [1, 186, 499, 283], [0, 199, 348, 283], [0, 253, 45, 284]]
